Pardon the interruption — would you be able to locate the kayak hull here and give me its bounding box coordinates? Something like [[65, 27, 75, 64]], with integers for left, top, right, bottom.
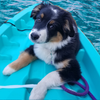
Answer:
[[0, 4, 100, 100]]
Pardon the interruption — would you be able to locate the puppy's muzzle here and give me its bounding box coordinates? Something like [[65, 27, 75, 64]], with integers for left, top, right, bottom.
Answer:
[[31, 33, 39, 40]]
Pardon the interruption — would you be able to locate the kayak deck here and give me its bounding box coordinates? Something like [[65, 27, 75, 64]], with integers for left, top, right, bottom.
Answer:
[[0, 4, 100, 100]]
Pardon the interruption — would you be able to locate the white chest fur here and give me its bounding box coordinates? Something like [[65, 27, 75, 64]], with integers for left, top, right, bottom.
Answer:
[[33, 36, 71, 69], [34, 44, 55, 64], [34, 44, 66, 69]]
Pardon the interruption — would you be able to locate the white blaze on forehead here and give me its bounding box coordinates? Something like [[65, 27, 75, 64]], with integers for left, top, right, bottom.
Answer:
[[51, 7, 58, 14], [50, 7, 58, 19]]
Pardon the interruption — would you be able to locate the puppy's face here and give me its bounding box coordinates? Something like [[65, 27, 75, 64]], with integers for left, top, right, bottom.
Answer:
[[29, 2, 77, 44]]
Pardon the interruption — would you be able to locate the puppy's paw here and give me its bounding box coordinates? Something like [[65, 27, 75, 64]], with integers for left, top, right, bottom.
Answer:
[[3, 65, 16, 75], [29, 83, 47, 100]]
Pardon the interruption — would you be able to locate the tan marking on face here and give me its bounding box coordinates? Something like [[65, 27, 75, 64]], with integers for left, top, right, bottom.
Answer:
[[64, 20, 70, 31], [9, 52, 37, 70], [50, 32, 63, 42], [62, 59, 71, 68], [49, 20, 55, 24], [41, 13, 44, 18]]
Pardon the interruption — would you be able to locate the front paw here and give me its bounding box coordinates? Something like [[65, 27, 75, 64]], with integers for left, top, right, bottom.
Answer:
[[29, 83, 47, 100], [3, 65, 16, 75]]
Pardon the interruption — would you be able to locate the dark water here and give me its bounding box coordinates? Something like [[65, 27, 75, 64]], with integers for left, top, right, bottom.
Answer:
[[0, 0, 100, 53]]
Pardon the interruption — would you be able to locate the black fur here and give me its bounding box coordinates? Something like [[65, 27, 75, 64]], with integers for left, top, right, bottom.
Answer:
[[25, 45, 35, 56], [54, 33, 80, 63], [59, 59, 81, 85]]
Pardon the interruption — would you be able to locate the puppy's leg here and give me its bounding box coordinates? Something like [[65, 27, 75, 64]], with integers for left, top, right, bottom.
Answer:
[[29, 59, 81, 100], [3, 45, 37, 75], [29, 71, 63, 100]]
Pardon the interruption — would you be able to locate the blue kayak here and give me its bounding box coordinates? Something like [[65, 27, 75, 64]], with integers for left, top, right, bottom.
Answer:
[[0, 3, 100, 100]]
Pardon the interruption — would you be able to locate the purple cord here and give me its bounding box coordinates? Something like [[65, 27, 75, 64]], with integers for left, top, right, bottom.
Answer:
[[61, 76, 96, 100], [61, 76, 89, 96], [74, 81, 96, 100]]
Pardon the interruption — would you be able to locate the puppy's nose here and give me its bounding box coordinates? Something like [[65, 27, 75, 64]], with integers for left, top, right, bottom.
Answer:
[[31, 33, 39, 40]]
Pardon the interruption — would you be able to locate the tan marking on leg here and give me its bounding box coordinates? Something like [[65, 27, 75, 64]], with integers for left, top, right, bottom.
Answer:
[[49, 20, 55, 24], [60, 77, 64, 82], [9, 52, 37, 70], [62, 59, 71, 68], [57, 59, 71, 82], [57, 69, 64, 82], [57, 68, 63, 72], [41, 13, 44, 19], [50, 32, 63, 42]]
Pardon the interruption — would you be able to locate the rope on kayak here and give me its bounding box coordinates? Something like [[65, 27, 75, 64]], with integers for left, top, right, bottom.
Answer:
[[4, 21, 32, 31], [0, 75, 97, 100], [61, 75, 97, 100], [0, 84, 62, 90]]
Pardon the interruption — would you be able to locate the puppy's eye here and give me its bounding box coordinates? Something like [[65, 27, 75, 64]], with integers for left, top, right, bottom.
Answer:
[[36, 18, 41, 22], [50, 24, 54, 29]]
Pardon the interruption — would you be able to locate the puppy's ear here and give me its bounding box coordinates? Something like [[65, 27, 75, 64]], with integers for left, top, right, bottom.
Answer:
[[30, 3, 44, 19], [63, 16, 78, 37]]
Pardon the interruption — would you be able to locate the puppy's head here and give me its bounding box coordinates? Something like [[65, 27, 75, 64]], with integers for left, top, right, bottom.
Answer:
[[29, 2, 78, 44]]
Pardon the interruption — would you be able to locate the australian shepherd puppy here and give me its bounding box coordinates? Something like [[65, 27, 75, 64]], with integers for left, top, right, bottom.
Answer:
[[3, 2, 81, 100]]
